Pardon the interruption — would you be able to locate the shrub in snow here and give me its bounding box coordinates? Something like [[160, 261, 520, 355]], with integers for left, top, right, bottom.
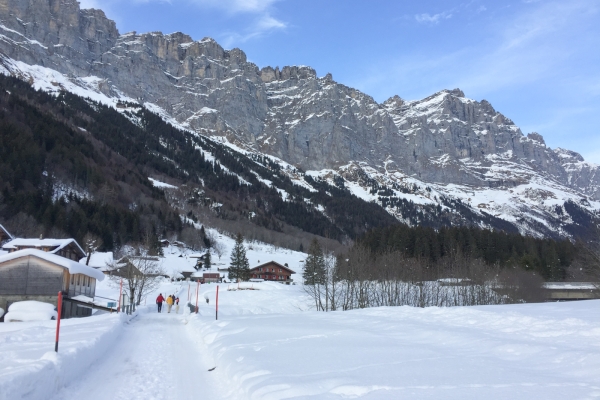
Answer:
[[4, 300, 58, 322]]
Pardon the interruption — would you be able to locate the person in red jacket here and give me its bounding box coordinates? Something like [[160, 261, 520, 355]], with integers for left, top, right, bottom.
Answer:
[[156, 293, 165, 313]]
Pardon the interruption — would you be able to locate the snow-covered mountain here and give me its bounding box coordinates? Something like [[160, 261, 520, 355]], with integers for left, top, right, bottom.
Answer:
[[1, 0, 598, 239]]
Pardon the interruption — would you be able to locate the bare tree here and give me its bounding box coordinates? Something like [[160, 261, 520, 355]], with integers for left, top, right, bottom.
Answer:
[[212, 238, 226, 261], [83, 233, 103, 266], [106, 245, 165, 306]]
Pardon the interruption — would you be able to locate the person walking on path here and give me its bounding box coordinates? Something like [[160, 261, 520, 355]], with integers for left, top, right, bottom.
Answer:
[[166, 294, 174, 313], [156, 293, 165, 313], [175, 297, 180, 314]]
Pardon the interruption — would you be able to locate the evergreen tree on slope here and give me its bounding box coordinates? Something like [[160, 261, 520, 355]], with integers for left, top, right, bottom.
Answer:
[[229, 233, 250, 282], [303, 238, 326, 285]]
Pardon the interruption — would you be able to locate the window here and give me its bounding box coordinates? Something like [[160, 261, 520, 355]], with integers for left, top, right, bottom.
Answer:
[[87, 277, 90, 287], [77, 275, 80, 285], [71, 275, 74, 285]]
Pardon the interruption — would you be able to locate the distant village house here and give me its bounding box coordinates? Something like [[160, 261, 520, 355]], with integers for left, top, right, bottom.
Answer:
[[250, 261, 295, 283]]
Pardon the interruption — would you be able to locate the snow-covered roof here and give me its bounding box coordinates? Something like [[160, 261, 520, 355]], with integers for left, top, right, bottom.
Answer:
[[2, 238, 85, 256], [0, 249, 104, 281], [543, 282, 598, 290], [251, 260, 296, 274], [79, 252, 114, 271]]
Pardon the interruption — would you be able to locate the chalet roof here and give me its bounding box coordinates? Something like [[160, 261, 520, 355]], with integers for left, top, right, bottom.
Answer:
[[0, 224, 13, 241], [2, 238, 85, 256], [0, 249, 105, 281], [250, 260, 296, 274]]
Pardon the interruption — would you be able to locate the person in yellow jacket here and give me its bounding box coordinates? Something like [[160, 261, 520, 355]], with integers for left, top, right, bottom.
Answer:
[[166, 294, 174, 313]]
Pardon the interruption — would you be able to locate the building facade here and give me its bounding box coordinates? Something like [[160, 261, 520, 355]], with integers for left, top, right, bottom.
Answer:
[[0, 249, 105, 319], [250, 261, 296, 283]]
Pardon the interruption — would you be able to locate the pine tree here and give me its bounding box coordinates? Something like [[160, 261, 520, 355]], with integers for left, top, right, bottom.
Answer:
[[303, 238, 326, 285], [229, 233, 250, 282], [204, 250, 212, 270]]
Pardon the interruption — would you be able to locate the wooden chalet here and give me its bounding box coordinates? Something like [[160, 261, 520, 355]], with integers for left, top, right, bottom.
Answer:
[[202, 272, 220, 283], [0, 224, 12, 245], [250, 261, 296, 283], [0, 249, 105, 319], [2, 238, 86, 261]]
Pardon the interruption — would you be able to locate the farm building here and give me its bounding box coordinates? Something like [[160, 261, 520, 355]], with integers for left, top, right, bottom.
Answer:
[[2, 238, 85, 261], [250, 261, 296, 283], [0, 249, 105, 319]]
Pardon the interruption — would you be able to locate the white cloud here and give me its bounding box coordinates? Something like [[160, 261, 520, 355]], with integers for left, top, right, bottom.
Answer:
[[255, 13, 286, 30], [220, 13, 286, 47], [415, 11, 452, 24], [170, 0, 279, 14]]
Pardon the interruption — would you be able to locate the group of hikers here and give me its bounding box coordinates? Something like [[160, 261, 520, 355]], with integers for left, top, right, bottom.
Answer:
[[156, 293, 180, 313]]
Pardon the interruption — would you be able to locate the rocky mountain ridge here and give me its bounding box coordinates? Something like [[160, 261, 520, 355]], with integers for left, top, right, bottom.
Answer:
[[0, 0, 598, 239]]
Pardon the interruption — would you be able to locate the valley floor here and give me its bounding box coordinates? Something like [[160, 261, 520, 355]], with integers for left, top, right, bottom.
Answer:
[[2, 282, 600, 399]]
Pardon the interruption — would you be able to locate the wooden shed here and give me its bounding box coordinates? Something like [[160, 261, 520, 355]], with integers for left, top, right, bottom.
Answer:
[[0, 249, 105, 319], [250, 261, 296, 283]]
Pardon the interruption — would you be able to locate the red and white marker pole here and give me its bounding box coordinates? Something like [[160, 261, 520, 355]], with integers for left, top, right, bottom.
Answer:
[[55, 291, 63, 352], [195, 280, 200, 314], [117, 278, 123, 313], [216, 285, 219, 320]]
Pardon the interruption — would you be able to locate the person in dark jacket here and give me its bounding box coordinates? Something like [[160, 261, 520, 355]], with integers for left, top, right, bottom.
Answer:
[[156, 293, 165, 313]]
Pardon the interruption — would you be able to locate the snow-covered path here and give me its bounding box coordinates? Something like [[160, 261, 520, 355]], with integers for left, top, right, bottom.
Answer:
[[50, 310, 222, 400]]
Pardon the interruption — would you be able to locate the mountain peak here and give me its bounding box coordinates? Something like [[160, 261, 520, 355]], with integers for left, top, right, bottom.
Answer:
[[446, 88, 465, 97]]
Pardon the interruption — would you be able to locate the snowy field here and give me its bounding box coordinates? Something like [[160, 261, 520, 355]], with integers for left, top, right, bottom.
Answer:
[[2, 275, 600, 399]]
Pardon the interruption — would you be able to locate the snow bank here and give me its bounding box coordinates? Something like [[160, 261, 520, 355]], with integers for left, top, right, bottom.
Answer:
[[186, 300, 600, 399], [4, 300, 57, 322], [0, 313, 129, 400]]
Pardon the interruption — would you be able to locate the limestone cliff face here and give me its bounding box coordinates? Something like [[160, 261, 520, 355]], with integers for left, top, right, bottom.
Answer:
[[1, 0, 599, 207]]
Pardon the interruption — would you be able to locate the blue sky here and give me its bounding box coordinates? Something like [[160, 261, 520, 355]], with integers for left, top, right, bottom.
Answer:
[[81, 0, 600, 162]]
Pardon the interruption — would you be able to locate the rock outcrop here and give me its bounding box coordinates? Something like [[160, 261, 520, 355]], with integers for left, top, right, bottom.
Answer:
[[1, 0, 599, 238]]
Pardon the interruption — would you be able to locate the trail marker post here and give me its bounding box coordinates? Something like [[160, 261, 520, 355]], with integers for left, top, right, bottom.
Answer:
[[55, 291, 63, 352], [117, 278, 123, 313], [216, 285, 219, 320], [195, 280, 200, 314]]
